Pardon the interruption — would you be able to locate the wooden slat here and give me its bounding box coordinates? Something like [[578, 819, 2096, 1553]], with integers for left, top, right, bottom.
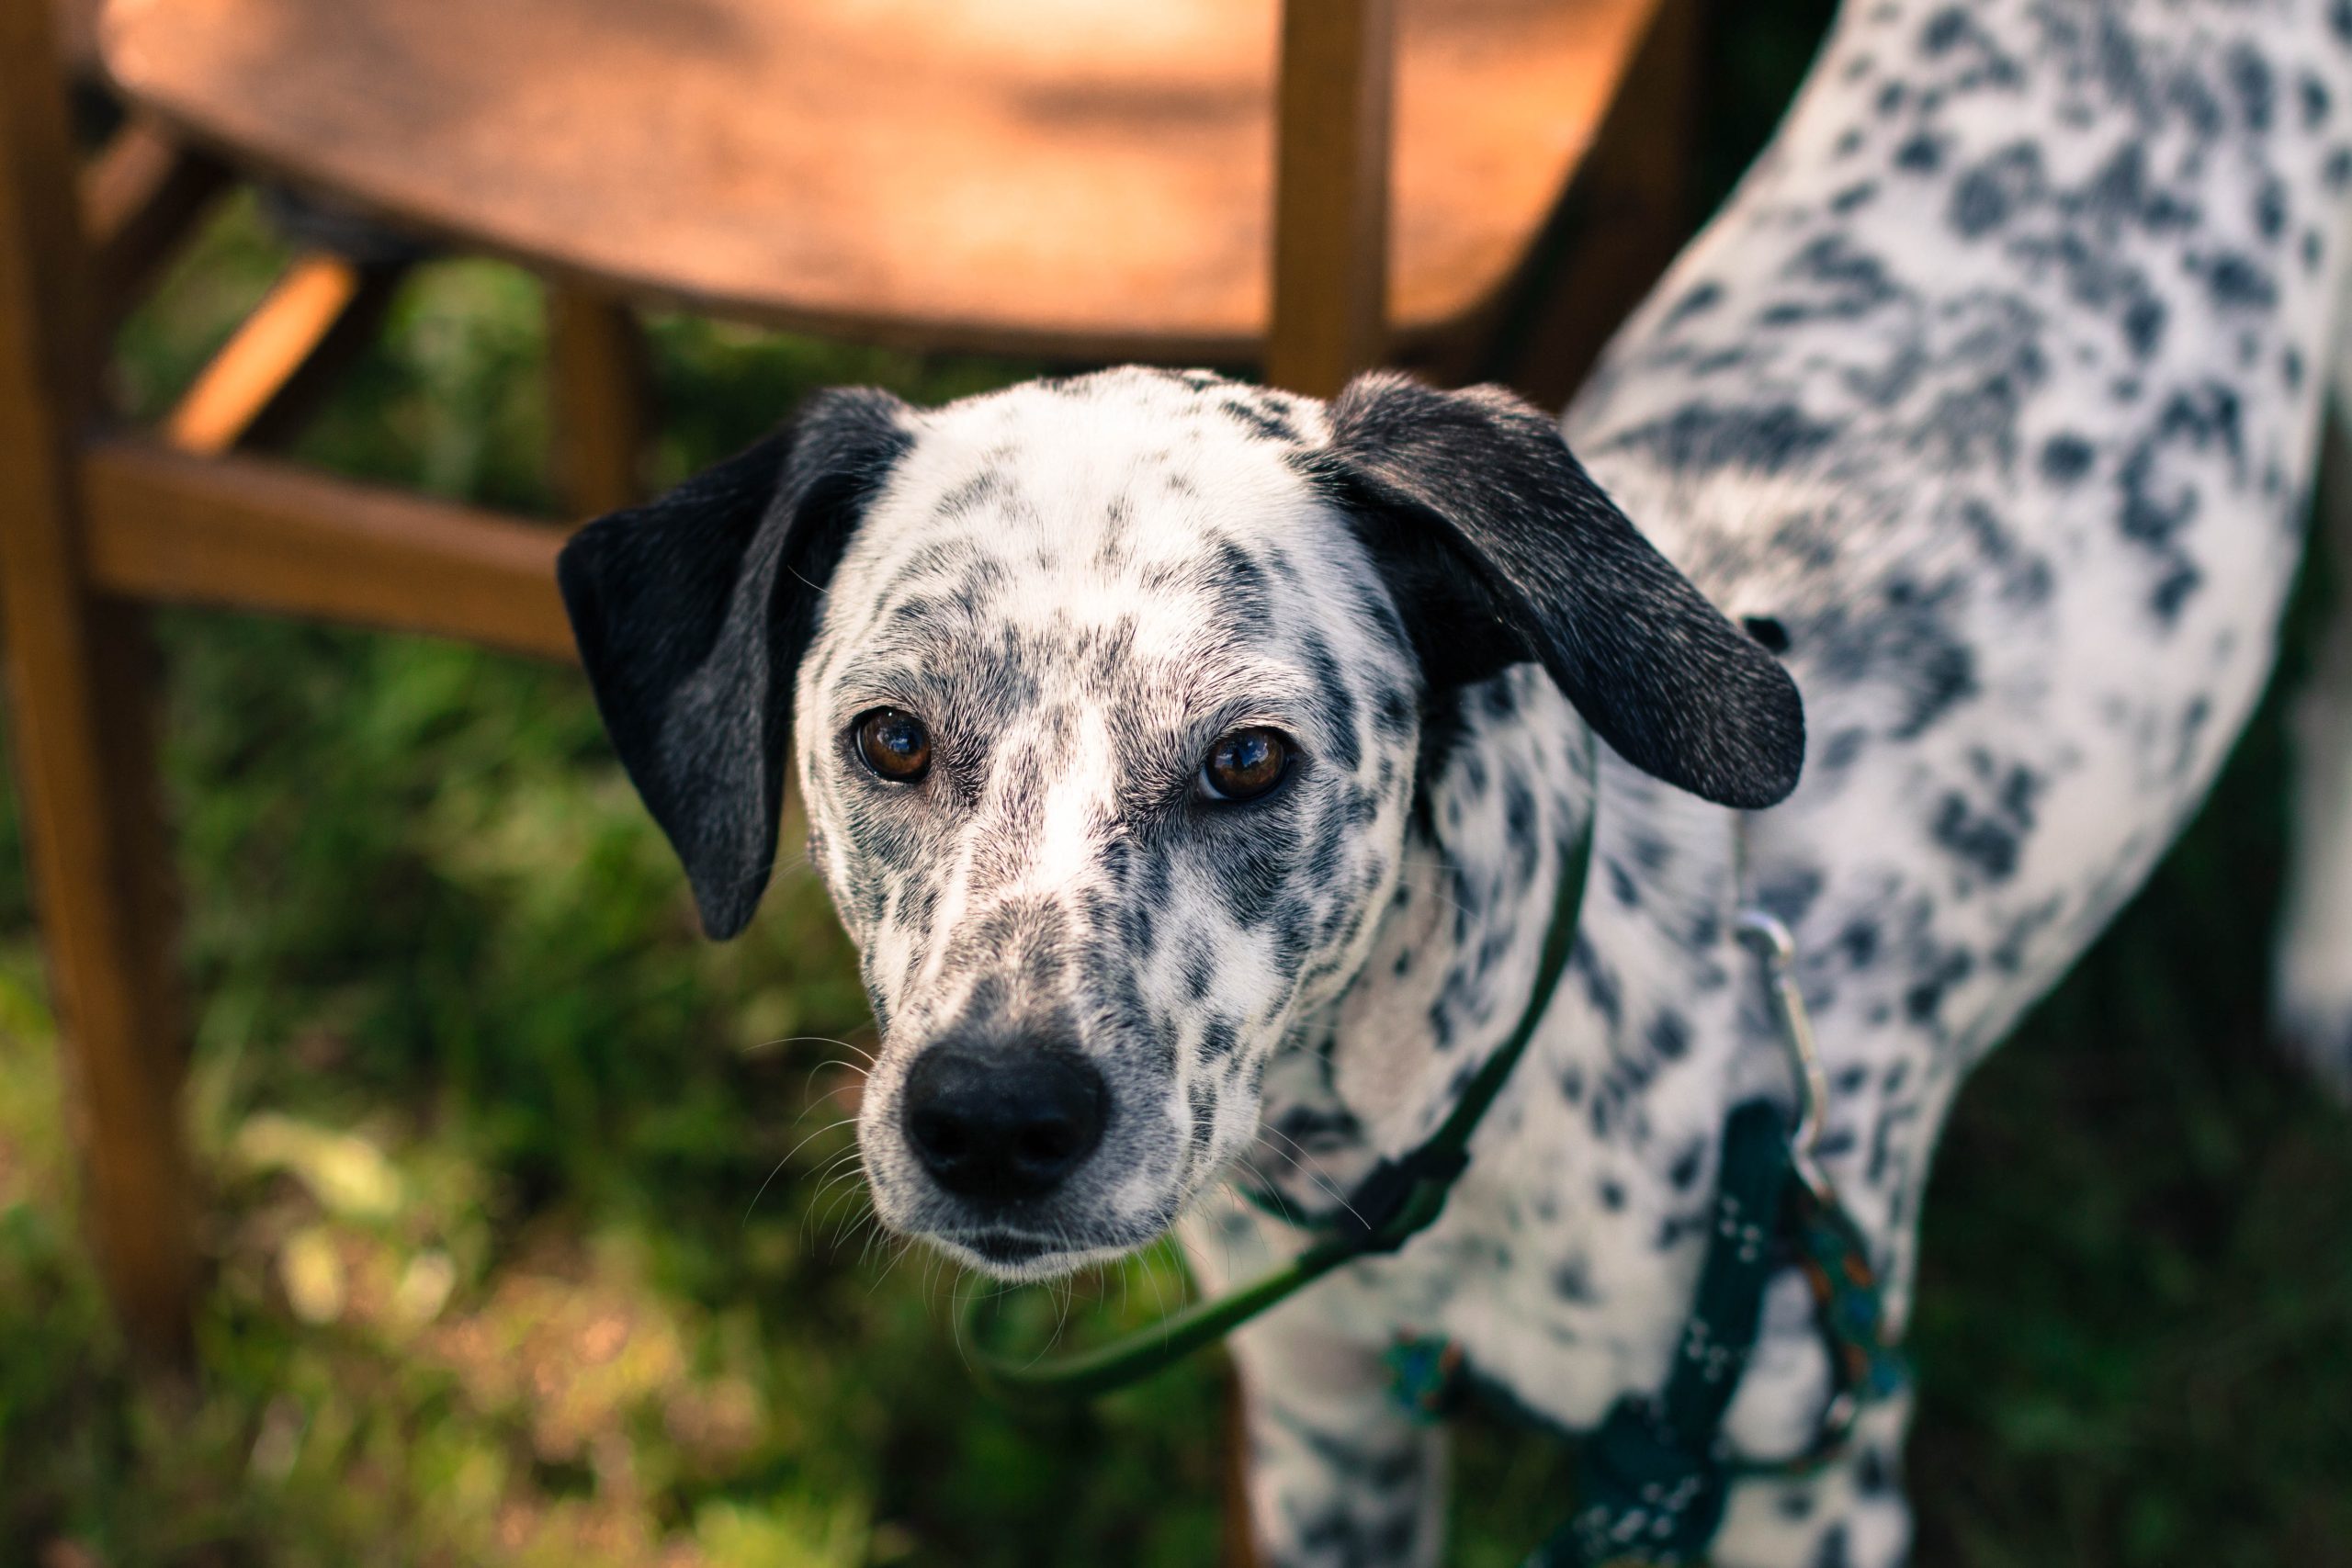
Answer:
[[1266, 0, 1394, 397], [162, 252, 375, 456], [80, 437, 577, 662], [236, 259, 405, 452], [79, 117, 229, 327], [0, 0, 198, 1361]]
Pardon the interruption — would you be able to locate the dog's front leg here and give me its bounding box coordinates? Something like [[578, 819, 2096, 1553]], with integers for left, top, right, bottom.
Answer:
[[1710, 1393, 1915, 1568], [1227, 1303, 1448, 1568]]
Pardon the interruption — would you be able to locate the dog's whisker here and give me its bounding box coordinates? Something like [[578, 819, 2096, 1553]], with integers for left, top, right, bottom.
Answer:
[[1249, 1127, 1368, 1232], [812, 1165, 873, 1235], [744, 1032, 877, 1066], [741, 1148, 806, 1228], [773, 1112, 860, 1168], [797, 1153, 868, 1238]]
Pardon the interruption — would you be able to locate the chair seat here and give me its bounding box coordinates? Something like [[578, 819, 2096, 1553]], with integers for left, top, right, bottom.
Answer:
[[99, 0, 1663, 360]]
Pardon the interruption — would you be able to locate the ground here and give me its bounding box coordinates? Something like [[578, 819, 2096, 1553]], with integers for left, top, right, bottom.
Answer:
[[0, 11, 2346, 1563]]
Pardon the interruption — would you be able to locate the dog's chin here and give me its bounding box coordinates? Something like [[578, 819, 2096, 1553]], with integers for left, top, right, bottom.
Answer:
[[923, 1228, 1145, 1282]]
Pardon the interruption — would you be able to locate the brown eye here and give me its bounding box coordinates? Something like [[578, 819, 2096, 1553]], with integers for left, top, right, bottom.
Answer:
[[1199, 727, 1292, 803], [855, 707, 932, 782]]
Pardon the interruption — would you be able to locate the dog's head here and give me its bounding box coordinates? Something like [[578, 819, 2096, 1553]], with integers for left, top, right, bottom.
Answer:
[[560, 368, 1800, 1278]]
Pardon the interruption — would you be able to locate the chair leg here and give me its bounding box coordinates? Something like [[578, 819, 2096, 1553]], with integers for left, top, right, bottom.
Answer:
[[3, 0, 198, 1363], [1474, 0, 1704, 410], [547, 279, 651, 518], [3, 600, 198, 1363], [1265, 0, 1396, 398]]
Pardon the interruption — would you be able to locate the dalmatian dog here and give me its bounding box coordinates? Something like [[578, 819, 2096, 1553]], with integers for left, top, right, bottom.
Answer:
[[556, 0, 2352, 1562]]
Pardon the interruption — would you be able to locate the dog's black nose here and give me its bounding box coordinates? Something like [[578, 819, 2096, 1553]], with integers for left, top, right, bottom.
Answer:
[[901, 1046, 1105, 1202]]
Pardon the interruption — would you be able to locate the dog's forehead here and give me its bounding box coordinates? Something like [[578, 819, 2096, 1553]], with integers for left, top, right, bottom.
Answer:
[[831, 371, 1341, 621]]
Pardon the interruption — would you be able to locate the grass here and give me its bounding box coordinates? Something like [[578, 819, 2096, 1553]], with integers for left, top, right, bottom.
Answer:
[[3, 15, 2348, 1562]]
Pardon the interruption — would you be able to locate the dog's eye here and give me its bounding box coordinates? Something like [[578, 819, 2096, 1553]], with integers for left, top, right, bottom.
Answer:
[[854, 707, 933, 782], [1199, 727, 1292, 803]]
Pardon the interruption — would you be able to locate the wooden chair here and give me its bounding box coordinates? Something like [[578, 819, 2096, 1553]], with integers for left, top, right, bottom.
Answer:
[[0, 0, 1699, 1363]]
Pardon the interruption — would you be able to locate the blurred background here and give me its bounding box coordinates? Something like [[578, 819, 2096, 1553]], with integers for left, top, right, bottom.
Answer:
[[1, 3, 2347, 1565]]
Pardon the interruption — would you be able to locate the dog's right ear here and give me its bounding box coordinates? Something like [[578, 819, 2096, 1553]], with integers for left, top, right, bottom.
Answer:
[[557, 388, 912, 940], [1307, 373, 1804, 809]]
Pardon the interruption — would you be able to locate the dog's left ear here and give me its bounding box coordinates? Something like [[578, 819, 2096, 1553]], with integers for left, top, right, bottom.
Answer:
[[1309, 372, 1804, 809], [557, 388, 913, 939]]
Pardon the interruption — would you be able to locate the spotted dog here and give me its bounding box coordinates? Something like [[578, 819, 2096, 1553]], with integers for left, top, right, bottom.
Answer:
[[557, 1, 2352, 1562]]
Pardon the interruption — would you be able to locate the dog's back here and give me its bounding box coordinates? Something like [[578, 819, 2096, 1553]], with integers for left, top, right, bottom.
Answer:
[[1568, 0, 2352, 1107]]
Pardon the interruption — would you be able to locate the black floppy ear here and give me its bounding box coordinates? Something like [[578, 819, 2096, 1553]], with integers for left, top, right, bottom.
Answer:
[[1311, 372, 1804, 809], [557, 388, 912, 938]]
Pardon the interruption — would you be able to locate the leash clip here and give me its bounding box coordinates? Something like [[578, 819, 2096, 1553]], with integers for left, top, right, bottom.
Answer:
[[1732, 909, 1833, 1204]]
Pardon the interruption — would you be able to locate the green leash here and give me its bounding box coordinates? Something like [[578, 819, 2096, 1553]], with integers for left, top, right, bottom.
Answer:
[[963, 805, 1597, 1405]]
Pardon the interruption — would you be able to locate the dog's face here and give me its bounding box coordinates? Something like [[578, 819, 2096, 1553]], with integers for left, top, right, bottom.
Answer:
[[559, 368, 1802, 1280], [792, 376, 1422, 1274]]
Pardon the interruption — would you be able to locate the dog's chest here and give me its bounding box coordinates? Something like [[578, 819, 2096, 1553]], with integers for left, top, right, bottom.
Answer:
[[1227, 680, 1766, 1430]]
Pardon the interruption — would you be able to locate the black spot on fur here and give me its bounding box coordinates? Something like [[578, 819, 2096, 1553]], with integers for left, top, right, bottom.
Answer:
[[2256, 177, 2289, 243], [1573, 940, 1623, 1029], [2040, 434, 2096, 482], [1895, 132, 1945, 173], [1220, 397, 1298, 444], [1830, 180, 1880, 215], [1950, 143, 2041, 237], [1611, 400, 1839, 475], [2206, 252, 2277, 310], [1931, 792, 2021, 881], [2227, 44, 2276, 133], [2302, 73, 2334, 129], [1662, 281, 1724, 326], [1904, 948, 1975, 1026], [1648, 1010, 1690, 1061], [2152, 564, 2203, 623], [1920, 7, 1969, 54]]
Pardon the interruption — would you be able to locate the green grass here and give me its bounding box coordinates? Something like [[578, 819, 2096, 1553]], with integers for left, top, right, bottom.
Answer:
[[4, 16, 2350, 1558]]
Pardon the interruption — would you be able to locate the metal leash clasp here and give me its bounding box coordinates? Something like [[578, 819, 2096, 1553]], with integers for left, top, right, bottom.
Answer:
[[1732, 905, 1905, 1469], [1733, 909, 1834, 1205]]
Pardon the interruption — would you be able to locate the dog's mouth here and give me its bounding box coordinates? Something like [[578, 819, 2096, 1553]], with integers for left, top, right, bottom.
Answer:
[[962, 1230, 1050, 1266], [931, 1228, 1118, 1281], [920, 1213, 1179, 1281]]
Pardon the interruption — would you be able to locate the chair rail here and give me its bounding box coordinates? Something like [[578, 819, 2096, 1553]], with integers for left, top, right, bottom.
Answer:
[[80, 436, 577, 661]]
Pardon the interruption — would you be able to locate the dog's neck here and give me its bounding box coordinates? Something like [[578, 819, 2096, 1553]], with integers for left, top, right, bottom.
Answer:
[[1247, 667, 1773, 1219]]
